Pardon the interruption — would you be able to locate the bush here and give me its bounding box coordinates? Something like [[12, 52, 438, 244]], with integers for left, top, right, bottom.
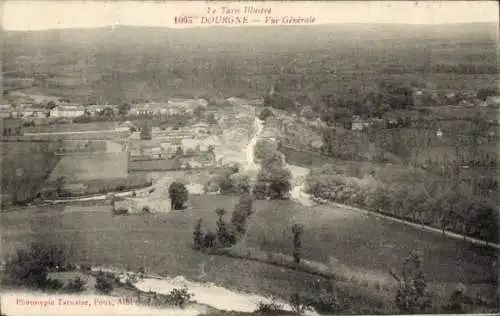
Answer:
[[44, 278, 65, 291], [168, 182, 189, 210], [253, 181, 268, 200], [64, 276, 87, 293], [203, 231, 217, 248], [113, 208, 129, 215], [258, 108, 274, 121], [163, 286, 194, 308], [256, 154, 292, 200], [95, 271, 115, 294], [230, 194, 254, 235], [193, 218, 205, 250], [215, 208, 236, 247], [2, 242, 69, 290], [394, 252, 432, 314], [232, 174, 251, 195], [443, 284, 470, 313], [255, 298, 284, 313], [289, 291, 314, 315], [292, 224, 304, 264], [218, 175, 235, 195], [311, 289, 340, 315], [80, 264, 92, 272]]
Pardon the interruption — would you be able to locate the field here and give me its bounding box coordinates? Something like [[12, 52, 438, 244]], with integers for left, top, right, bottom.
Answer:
[[0, 196, 337, 310], [0, 141, 62, 205], [242, 200, 498, 294], [2, 195, 498, 313], [279, 145, 444, 184], [128, 159, 181, 172], [24, 122, 121, 133]]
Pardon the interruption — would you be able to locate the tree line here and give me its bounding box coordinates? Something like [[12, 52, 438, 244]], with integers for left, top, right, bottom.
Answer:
[[305, 164, 498, 244]]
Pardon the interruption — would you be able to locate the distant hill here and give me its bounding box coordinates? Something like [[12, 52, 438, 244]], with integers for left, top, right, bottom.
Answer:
[[3, 22, 497, 50], [2, 23, 497, 103]]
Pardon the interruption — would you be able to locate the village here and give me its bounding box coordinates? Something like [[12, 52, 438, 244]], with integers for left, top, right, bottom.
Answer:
[[0, 91, 261, 207]]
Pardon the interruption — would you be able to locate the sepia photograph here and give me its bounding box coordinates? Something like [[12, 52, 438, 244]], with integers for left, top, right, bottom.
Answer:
[[0, 1, 499, 315]]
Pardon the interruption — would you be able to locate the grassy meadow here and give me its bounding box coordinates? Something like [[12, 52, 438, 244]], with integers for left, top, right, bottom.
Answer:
[[2, 194, 498, 313]]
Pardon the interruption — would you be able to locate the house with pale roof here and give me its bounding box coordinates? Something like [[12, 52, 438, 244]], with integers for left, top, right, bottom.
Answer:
[[352, 118, 370, 131], [85, 105, 104, 116], [50, 105, 85, 118], [21, 107, 48, 118], [486, 96, 500, 108]]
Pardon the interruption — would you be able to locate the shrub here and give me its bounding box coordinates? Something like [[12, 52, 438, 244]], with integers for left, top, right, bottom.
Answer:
[[142, 206, 151, 213], [232, 174, 251, 195], [394, 252, 432, 314], [113, 208, 129, 215], [215, 208, 236, 247], [44, 278, 65, 291], [163, 286, 194, 308], [253, 181, 268, 200], [257, 164, 292, 200], [64, 276, 86, 293], [311, 289, 340, 315], [258, 108, 274, 121], [203, 231, 217, 248], [218, 175, 235, 195], [193, 218, 205, 250], [168, 182, 189, 210], [63, 263, 78, 272], [2, 242, 68, 290], [443, 284, 470, 313], [292, 224, 304, 264], [289, 291, 314, 315], [255, 298, 284, 313], [80, 264, 92, 272], [230, 194, 254, 235], [95, 271, 115, 294]]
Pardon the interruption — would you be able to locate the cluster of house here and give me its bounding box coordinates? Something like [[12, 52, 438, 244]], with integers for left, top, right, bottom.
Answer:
[[129, 121, 216, 168], [129, 99, 208, 116], [0, 98, 210, 121], [0, 103, 108, 119], [413, 89, 500, 108]]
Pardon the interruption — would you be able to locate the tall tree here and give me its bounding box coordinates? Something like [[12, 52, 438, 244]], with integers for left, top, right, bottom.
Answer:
[[393, 252, 432, 314], [215, 208, 234, 247], [193, 218, 204, 250], [292, 223, 304, 264]]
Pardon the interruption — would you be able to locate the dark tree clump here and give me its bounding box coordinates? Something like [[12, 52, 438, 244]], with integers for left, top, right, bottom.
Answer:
[[292, 224, 304, 264], [193, 218, 205, 250], [393, 252, 432, 314], [95, 271, 115, 294], [168, 182, 189, 210]]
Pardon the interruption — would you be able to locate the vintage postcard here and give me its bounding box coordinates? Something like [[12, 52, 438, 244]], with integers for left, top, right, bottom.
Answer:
[[0, 1, 499, 315]]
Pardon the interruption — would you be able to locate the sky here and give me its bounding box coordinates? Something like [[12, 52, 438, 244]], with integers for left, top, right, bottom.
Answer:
[[2, 1, 499, 30]]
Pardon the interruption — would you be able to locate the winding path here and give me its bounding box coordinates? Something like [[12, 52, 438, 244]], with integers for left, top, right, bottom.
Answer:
[[243, 117, 264, 172]]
